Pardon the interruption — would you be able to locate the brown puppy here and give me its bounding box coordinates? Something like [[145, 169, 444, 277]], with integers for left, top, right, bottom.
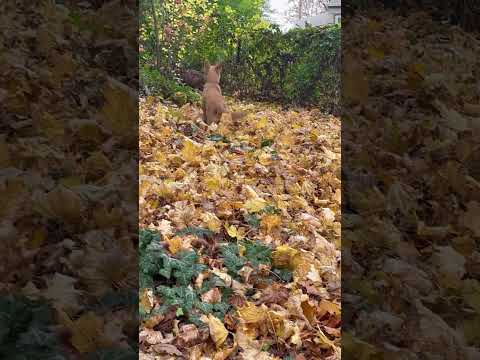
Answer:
[[202, 63, 226, 124], [202, 62, 247, 124]]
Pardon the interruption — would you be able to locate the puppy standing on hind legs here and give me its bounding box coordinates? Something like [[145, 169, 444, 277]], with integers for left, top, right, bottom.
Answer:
[[202, 63, 225, 124], [202, 62, 247, 125]]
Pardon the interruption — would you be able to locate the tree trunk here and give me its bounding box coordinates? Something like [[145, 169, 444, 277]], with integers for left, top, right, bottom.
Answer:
[[236, 38, 241, 64], [150, 0, 161, 70]]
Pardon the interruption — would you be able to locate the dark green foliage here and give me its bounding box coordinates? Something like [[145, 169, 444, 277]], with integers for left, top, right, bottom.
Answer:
[[244, 213, 261, 229], [199, 275, 227, 294], [263, 205, 281, 215], [243, 240, 272, 267], [88, 289, 138, 312], [208, 134, 230, 143], [221, 240, 272, 275], [273, 268, 293, 283], [157, 286, 197, 312], [140, 229, 232, 323], [158, 250, 207, 286], [261, 138, 274, 148], [139, 229, 165, 289], [140, 228, 292, 327], [156, 277, 231, 321], [140, 0, 340, 110], [223, 24, 340, 111], [140, 65, 201, 105], [0, 295, 66, 360], [175, 226, 214, 238], [221, 243, 247, 275]]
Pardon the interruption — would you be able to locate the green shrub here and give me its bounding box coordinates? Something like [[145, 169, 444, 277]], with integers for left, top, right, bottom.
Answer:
[[282, 24, 340, 111], [140, 65, 201, 105], [140, 0, 340, 110]]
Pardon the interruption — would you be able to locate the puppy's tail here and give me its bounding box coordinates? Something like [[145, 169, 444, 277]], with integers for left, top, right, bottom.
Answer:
[[231, 111, 247, 121], [223, 105, 247, 120]]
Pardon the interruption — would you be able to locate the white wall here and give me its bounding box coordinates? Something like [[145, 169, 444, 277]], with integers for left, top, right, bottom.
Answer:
[[295, 12, 340, 27]]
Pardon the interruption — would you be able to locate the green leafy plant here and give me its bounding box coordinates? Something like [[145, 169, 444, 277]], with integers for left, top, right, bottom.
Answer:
[[221, 240, 271, 272], [140, 229, 233, 323], [0, 295, 66, 360], [175, 226, 214, 238], [139, 229, 165, 289]]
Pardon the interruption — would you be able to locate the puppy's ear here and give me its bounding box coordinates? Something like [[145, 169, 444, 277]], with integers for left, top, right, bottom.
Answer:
[[215, 63, 223, 74], [203, 62, 210, 75]]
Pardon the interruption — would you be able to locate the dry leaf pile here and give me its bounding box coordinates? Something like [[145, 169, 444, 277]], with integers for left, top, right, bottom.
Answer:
[[139, 97, 341, 359], [1, 0, 138, 357], [343, 10, 480, 359]]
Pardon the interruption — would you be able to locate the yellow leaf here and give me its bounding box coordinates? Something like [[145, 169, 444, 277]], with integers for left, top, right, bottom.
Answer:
[[243, 198, 267, 213], [266, 311, 294, 340], [367, 47, 385, 60], [309, 129, 319, 143], [99, 77, 136, 143], [159, 126, 172, 140], [306, 265, 322, 283], [292, 252, 318, 280], [367, 19, 382, 32], [139, 288, 154, 314], [181, 138, 202, 163], [318, 300, 341, 317], [301, 300, 317, 324], [59, 176, 83, 188], [153, 149, 168, 164], [261, 214, 281, 233], [201, 314, 228, 348], [225, 224, 244, 240], [343, 56, 369, 105], [93, 206, 123, 228], [204, 175, 224, 192], [218, 122, 231, 136], [315, 327, 337, 350], [165, 236, 183, 255], [256, 117, 268, 129], [27, 227, 47, 249], [85, 151, 112, 175], [238, 243, 246, 257], [69, 312, 110, 353], [38, 112, 64, 139], [412, 62, 425, 76], [202, 212, 222, 233], [278, 132, 295, 147], [237, 302, 267, 324], [242, 185, 258, 199], [290, 324, 302, 346], [272, 245, 299, 269], [258, 152, 272, 166], [39, 186, 84, 222]]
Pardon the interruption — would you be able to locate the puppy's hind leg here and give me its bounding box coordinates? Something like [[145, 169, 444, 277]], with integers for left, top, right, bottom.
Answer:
[[202, 101, 207, 123]]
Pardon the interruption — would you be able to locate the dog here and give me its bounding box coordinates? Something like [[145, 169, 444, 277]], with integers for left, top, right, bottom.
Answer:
[[202, 63, 246, 124]]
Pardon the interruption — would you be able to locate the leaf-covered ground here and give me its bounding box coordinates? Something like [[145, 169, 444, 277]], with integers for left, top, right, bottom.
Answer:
[[1, 1, 138, 358], [139, 97, 341, 359], [343, 10, 480, 359]]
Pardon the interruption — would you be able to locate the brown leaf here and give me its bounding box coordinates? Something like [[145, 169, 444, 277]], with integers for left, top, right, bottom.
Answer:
[[152, 343, 183, 356], [258, 283, 289, 305], [177, 324, 200, 347], [201, 288, 222, 304]]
